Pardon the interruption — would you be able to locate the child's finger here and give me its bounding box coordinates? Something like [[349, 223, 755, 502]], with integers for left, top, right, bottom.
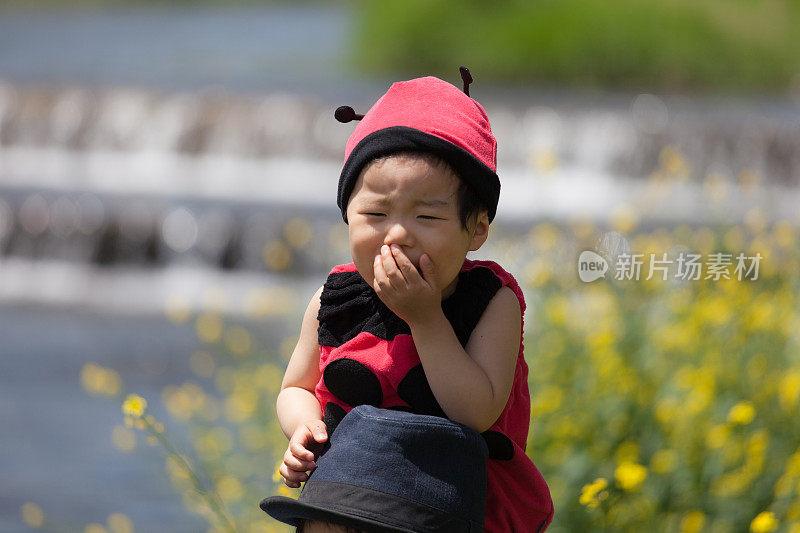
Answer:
[[379, 244, 402, 283], [390, 244, 419, 281], [279, 462, 309, 486], [284, 447, 315, 471], [373, 253, 389, 290], [419, 253, 437, 287], [280, 459, 308, 478], [306, 420, 328, 443], [288, 437, 316, 463]]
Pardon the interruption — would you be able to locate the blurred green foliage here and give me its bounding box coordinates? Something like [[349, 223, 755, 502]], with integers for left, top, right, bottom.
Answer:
[[351, 0, 800, 92], [74, 207, 800, 533], [522, 219, 800, 532]]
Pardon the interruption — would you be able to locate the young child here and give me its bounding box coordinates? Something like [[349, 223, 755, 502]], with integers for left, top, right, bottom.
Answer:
[[276, 70, 554, 532]]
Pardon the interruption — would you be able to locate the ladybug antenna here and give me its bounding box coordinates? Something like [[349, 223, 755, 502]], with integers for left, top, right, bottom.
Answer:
[[334, 105, 364, 123], [459, 66, 473, 97]]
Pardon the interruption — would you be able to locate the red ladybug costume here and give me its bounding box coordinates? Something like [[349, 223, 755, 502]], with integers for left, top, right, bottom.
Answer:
[[327, 69, 554, 531], [315, 259, 553, 532]]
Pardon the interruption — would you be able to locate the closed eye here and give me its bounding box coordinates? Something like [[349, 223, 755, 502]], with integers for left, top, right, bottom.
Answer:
[[364, 212, 386, 217], [418, 215, 443, 220]]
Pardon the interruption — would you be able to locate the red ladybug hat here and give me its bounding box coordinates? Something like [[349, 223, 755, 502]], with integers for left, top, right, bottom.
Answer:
[[335, 67, 500, 223]]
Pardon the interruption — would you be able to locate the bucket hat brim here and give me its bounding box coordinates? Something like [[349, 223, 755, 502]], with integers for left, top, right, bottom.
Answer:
[[260, 406, 487, 533], [260, 494, 414, 533]]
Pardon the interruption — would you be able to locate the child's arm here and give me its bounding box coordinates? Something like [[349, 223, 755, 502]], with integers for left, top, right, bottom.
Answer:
[[276, 285, 327, 487], [409, 286, 520, 432], [374, 245, 520, 433]]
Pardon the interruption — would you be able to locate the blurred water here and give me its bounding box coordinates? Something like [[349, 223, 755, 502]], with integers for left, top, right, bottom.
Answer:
[[0, 7, 365, 530], [0, 304, 208, 532], [0, 4, 388, 102]]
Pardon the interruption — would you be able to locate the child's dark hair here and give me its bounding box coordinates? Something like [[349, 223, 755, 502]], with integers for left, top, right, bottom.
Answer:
[[364, 151, 488, 231], [295, 518, 369, 533]]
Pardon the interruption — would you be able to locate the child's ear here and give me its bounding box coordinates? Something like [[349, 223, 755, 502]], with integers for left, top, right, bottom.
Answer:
[[468, 211, 490, 251]]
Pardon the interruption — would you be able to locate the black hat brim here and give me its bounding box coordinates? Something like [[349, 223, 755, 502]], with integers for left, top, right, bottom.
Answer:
[[260, 496, 415, 533], [337, 126, 500, 224]]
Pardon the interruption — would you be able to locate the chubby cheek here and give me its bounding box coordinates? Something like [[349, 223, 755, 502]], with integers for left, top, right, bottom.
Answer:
[[355, 257, 376, 288], [349, 231, 379, 286]]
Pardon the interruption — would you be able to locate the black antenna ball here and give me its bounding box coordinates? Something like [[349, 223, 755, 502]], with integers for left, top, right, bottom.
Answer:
[[334, 106, 364, 123]]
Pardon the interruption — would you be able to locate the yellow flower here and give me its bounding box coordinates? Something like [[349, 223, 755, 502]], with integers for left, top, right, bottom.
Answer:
[[532, 385, 563, 416], [610, 204, 638, 234], [651, 449, 678, 474], [20, 502, 44, 528], [224, 325, 252, 356], [80, 363, 122, 397], [107, 513, 134, 533], [728, 401, 756, 425], [277, 484, 298, 498], [531, 150, 559, 172], [779, 372, 800, 412], [615, 441, 640, 463], [272, 462, 284, 483], [750, 511, 778, 533], [216, 476, 244, 502], [263, 240, 292, 271], [196, 313, 223, 344], [122, 394, 147, 419], [579, 478, 608, 508], [706, 424, 730, 449], [164, 295, 191, 324], [544, 295, 569, 326], [284, 217, 313, 249], [615, 461, 648, 492], [680, 510, 706, 533], [774, 473, 794, 497], [659, 145, 688, 177]]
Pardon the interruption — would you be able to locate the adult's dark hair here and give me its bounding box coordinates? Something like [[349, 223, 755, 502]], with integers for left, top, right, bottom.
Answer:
[[295, 518, 368, 533]]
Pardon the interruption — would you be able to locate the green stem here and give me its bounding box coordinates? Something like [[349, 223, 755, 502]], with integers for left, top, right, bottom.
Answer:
[[141, 417, 239, 533]]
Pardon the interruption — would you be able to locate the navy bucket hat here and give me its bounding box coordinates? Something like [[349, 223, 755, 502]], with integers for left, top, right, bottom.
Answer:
[[260, 405, 489, 532]]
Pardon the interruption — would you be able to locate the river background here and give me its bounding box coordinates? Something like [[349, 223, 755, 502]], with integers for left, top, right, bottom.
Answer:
[[1, 4, 799, 533]]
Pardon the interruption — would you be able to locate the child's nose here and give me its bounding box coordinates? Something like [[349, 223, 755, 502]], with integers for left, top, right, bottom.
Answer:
[[384, 222, 413, 247]]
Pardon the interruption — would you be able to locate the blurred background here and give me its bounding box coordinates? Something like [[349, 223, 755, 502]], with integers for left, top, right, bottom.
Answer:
[[2, 1, 800, 532]]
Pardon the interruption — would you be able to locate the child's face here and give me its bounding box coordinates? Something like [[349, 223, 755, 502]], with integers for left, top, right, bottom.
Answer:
[[345, 155, 489, 299]]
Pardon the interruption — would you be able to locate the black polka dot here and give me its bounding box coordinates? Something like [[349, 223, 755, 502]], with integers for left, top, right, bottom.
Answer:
[[481, 430, 515, 461], [323, 358, 383, 407], [323, 402, 347, 437], [397, 364, 447, 418]]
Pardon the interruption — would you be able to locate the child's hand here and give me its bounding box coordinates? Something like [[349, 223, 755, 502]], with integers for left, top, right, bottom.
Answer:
[[279, 420, 328, 488], [373, 244, 441, 325]]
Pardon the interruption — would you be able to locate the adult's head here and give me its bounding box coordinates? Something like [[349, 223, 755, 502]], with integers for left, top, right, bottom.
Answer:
[[260, 405, 489, 532]]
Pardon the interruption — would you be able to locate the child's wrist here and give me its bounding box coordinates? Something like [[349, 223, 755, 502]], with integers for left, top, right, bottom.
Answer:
[[407, 307, 447, 333]]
